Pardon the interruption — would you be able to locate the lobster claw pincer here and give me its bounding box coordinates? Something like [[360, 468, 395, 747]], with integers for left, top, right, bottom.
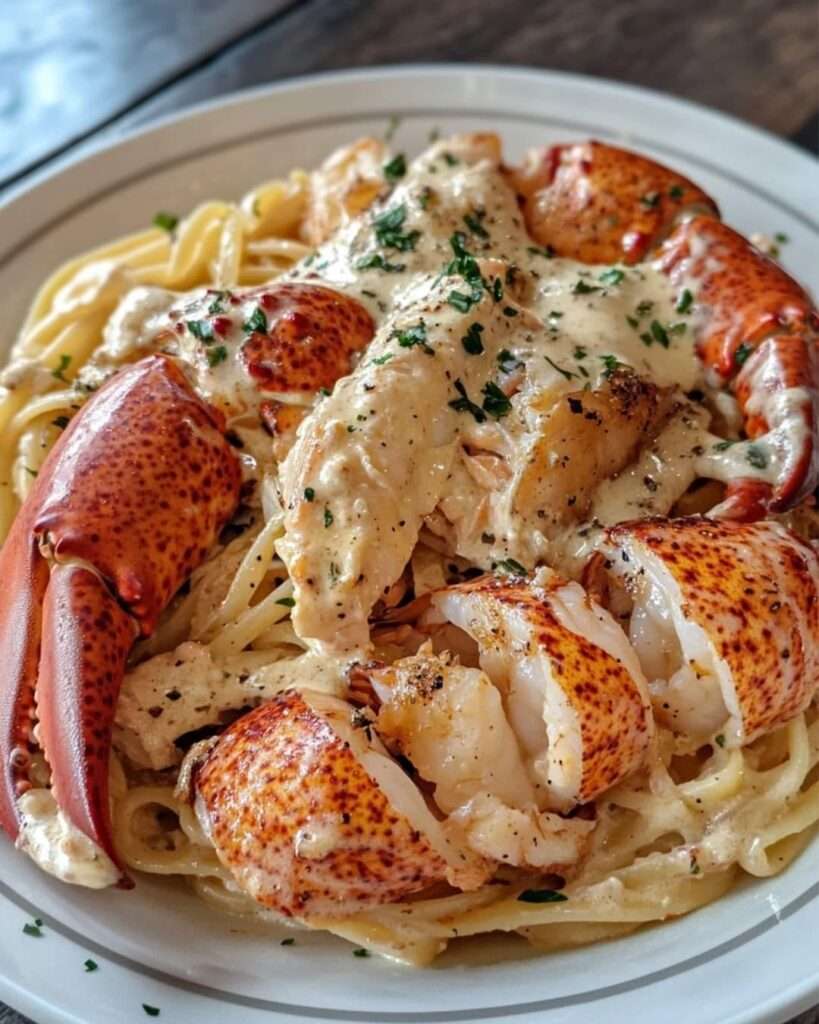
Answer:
[[0, 354, 241, 884]]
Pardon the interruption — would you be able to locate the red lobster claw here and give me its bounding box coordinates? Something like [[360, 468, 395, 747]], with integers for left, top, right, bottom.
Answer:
[[0, 354, 241, 884]]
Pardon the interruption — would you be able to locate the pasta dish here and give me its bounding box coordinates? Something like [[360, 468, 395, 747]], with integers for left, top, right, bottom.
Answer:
[[1, 132, 818, 965]]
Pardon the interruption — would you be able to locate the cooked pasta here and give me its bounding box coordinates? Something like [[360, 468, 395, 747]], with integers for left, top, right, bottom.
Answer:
[[2, 132, 818, 966]]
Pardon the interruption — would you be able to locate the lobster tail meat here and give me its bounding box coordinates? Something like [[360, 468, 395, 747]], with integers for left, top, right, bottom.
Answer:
[[0, 354, 242, 883], [592, 518, 819, 746], [509, 140, 719, 264]]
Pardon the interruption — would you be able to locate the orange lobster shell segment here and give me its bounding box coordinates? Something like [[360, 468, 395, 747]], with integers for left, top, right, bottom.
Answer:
[[509, 140, 718, 264], [33, 355, 242, 633]]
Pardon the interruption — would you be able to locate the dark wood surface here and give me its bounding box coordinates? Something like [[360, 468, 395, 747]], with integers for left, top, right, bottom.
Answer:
[[0, 1, 817, 1021]]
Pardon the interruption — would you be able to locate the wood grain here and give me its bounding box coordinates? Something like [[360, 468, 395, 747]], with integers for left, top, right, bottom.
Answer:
[[0, 0, 300, 187], [112, 0, 819, 143]]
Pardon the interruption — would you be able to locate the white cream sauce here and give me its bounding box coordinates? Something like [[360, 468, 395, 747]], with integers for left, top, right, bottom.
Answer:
[[17, 788, 120, 889]]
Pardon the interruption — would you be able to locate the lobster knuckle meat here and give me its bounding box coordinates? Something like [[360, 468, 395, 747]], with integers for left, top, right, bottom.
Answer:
[[509, 140, 718, 264], [194, 690, 458, 919], [241, 283, 375, 394]]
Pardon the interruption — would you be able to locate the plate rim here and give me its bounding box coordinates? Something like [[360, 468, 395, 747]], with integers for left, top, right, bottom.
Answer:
[[0, 62, 817, 1024]]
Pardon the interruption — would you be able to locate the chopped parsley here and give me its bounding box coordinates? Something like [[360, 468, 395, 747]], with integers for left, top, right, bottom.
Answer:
[[142, 1006, 160, 1018], [572, 279, 599, 295], [496, 558, 527, 576], [636, 299, 654, 317], [152, 211, 178, 232], [517, 889, 568, 903], [669, 184, 685, 200], [774, 231, 789, 244], [599, 267, 625, 287], [573, 345, 587, 361], [448, 290, 479, 313], [52, 415, 70, 430], [369, 352, 394, 365], [206, 345, 228, 368], [276, 596, 296, 608], [544, 355, 576, 381], [84, 959, 98, 972], [461, 323, 485, 355], [24, 466, 38, 478], [713, 439, 736, 452], [383, 153, 407, 182], [463, 209, 489, 238], [186, 318, 214, 342], [442, 152, 458, 166], [481, 381, 512, 419], [600, 354, 625, 379], [640, 191, 660, 208], [417, 186, 433, 210], [734, 342, 754, 367], [527, 244, 554, 258], [497, 348, 523, 373], [243, 306, 268, 334], [373, 203, 419, 252], [23, 918, 44, 937], [715, 734, 726, 748], [746, 444, 768, 470], [448, 379, 486, 423], [491, 277, 504, 302], [676, 288, 694, 314], [281, 937, 296, 946], [353, 947, 371, 958], [324, 506, 334, 528], [391, 320, 433, 355], [304, 487, 315, 502], [647, 320, 670, 348], [207, 291, 227, 315], [52, 354, 72, 382], [690, 859, 701, 876], [355, 253, 406, 273], [547, 310, 564, 329]]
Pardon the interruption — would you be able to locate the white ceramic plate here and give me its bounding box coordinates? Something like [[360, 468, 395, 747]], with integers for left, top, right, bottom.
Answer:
[[0, 65, 817, 1024]]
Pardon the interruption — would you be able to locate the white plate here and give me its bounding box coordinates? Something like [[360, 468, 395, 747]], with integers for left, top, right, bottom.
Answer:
[[0, 65, 817, 1024]]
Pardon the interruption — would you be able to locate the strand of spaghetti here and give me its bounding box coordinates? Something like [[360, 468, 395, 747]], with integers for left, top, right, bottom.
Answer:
[[678, 749, 745, 809], [197, 514, 284, 638], [163, 203, 233, 288], [207, 578, 295, 658], [114, 786, 225, 878], [213, 209, 243, 288], [8, 388, 78, 434], [740, 778, 819, 876], [19, 229, 169, 340]]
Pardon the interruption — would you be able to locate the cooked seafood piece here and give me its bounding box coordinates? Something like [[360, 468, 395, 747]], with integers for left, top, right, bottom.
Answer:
[[430, 572, 652, 812], [194, 689, 488, 918], [589, 517, 819, 746], [372, 647, 595, 871]]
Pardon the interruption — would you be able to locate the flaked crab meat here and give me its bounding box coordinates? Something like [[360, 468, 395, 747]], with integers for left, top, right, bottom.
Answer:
[[430, 572, 652, 812], [588, 518, 819, 747], [193, 689, 489, 919]]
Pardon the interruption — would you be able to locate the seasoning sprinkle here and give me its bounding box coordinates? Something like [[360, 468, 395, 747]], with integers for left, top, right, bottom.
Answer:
[[152, 211, 178, 232], [517, 889, 568, 903]]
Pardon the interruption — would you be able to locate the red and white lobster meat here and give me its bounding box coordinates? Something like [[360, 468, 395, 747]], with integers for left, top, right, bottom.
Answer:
[[1, 135, 817, 905]]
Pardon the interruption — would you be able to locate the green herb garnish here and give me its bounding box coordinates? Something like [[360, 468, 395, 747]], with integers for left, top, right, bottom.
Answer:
[[448, 379, 486, 423], [206, 345, 228, 368], [152, 211, 178, 232], [517, 889, 568, 903], [461, 323, 485, 355], [52, 354, 72, 382], [735, 342, 754, 367], [481, 381, 512, 419], [373, 203, 419, 252], [187, 319, 214, 342], [545, 355, 576, 381], [369, 353, 394, 365], [599, 267, 624, 287], [391, 320, 433, 355], [52, 415, 70, 430], [243, 306, 268, 334], [324, 506, 334, 528], [23, 918, 43, 937], [497, 558, 527, 577], [355, 253, 406, 273], [304, 487, 315, 502], [142, 1006, 160, 1018], [84, 959, 98, 972], [715, 734, 726, 748], [276, 597, 296, 608], [572, 279, 599, 295], [383, 153, 407, 182], [676, 288, 694, 314], [463, 209, 489, 238], [746, 444, 768, 469], [353, 947, 371, 958]]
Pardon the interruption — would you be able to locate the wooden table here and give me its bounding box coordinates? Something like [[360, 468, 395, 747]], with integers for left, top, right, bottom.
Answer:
[[0, 0, 817, 1021]]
